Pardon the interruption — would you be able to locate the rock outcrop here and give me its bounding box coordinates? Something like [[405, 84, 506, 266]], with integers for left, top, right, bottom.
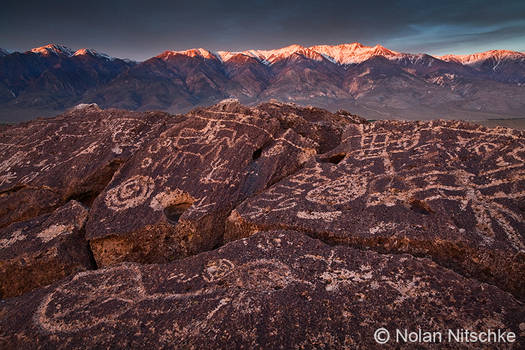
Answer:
[[1, 231, 524, 349], [0, 102, 524, 348], [86, 101, 348, 266], [0, 200, 92, 298], [226, 120, 525, 300], [0, 106, 175, 228]]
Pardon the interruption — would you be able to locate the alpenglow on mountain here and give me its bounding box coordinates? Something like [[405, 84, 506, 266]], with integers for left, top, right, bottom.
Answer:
[[1, 42, 524, 122]]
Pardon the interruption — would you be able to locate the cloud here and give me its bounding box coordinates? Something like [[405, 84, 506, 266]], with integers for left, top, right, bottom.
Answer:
[[1, 0, 524, 60]]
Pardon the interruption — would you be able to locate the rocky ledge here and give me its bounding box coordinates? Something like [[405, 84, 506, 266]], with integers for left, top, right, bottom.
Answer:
[[0, 100, 524, 349]]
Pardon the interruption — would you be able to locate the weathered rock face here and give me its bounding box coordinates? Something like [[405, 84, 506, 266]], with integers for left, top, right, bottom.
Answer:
[[226, 120, 525, 300], [0, 105, 175, 228], [0, 200, 92, 298], [86, 101, 346, 266], [1, 231, 524, 349], [1, 102, 525, 348]]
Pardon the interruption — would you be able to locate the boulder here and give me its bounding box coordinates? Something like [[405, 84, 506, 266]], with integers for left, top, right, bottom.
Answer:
[[0, 107, 175, 228], [1, 231, 523, 349], [0, 200, 92, 298], [226, 120, 525, 300], [86, 101, 328, 266]]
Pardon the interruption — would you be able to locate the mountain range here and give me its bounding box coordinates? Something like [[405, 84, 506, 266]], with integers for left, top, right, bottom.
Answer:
[[1, 43, 525, 122]]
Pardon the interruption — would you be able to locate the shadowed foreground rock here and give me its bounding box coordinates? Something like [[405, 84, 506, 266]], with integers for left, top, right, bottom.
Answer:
[[1, 231, 524, 349], [226, 120, 525, 300], [0, 200, 93, 298]]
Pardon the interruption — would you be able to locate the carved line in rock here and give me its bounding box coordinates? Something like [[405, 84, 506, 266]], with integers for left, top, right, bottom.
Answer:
[[35, 255, 311, 335]]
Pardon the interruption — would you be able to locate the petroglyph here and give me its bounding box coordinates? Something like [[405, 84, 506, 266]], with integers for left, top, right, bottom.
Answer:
[[305, 175, 368, 205], [2, 103, 525, 348], [104, 175, 155, 211], [35, 253, 305, 334], [229, 119, 525, 300], [37, 224, 75, 243], [0, 108, 174, 228], [3, 231, 524, 349], [297, 210, 342, 222], [86, 101, 322, 266], [203, 259, 235, 282]]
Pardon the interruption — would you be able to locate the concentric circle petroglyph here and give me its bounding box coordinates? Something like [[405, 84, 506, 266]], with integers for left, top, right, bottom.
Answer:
[[306, 175, 368, 205], [104, 175, 155, 211]]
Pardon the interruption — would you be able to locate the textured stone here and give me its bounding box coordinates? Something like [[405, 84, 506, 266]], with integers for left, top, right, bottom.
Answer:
[[226, 120, 525, 300], [86, 101, 350, 266], [2, 103, 525, 349], [1, 231, 523, 349], [0, 200, 93, 298], [0, 107, 176, 228]]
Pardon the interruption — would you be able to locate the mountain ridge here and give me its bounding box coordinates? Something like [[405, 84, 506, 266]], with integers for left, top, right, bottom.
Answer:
[[17, 42, 525, 64], [1, 42, 525, 123]]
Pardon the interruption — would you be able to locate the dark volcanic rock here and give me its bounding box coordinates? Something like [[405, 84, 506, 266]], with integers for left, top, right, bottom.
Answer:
[[1, 231, 523, 349], [0, 105, 175, 228], [2, 103, 525, 348], [226, 120, 525, 300], [0, 200, 92, 298], [86, 100, 330, 266]]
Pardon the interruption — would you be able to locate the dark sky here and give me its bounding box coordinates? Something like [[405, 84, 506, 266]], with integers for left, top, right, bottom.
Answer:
[[2, 0, 525, 61]]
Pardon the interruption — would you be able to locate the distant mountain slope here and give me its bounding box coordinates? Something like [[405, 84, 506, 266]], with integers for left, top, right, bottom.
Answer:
[[1, 43, 524, 122]]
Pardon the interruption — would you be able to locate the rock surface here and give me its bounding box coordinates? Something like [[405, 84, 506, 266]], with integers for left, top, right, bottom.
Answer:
[[86, 101, 351, 266], [0, 106, 174, 228], [0, 102, 524, 348], [0, 200, 92, 298], [1, 231, 524, 349], [226, 120, 525, 300]]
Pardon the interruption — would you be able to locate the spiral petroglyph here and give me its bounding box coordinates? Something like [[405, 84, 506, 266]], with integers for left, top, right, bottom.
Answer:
[[104, 175, 155, 211]]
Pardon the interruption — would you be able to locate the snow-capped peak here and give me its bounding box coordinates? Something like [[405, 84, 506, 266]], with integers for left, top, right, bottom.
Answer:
[[30, 44, 74, 56], [309, 43, 400, 64], [161, 48, 220, 60], [218, 44, 327, 65], [167, 42, 405, 65], [440, 50, 525, 66], [151, 43, 525, 68], [73, 48, 114, 60]]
